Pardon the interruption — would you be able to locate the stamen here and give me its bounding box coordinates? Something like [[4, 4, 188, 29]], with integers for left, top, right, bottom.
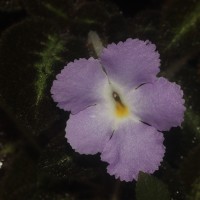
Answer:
[[112, 92, 122, 103], [112, 91, 129, 118]]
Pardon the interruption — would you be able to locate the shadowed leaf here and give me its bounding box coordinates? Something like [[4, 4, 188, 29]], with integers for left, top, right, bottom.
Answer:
[[136, 172, 170, 200], [0, 18, 66, 136]]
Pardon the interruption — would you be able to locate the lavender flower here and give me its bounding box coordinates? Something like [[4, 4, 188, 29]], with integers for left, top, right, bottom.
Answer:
[[51, 38, 185, 181]]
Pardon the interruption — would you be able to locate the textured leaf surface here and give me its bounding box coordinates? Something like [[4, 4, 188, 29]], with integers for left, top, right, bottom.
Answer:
[[0, 18, 66, 136], [136, 172, 170, 200]]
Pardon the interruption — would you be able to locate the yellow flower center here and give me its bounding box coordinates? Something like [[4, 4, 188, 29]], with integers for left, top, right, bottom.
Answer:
[[112, 92, 130, 118]]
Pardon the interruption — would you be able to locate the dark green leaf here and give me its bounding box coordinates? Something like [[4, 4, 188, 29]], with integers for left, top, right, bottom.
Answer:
[[180, 144, 200, 191], [0, 18, 66, 136], [136, 172, 170, 200], [0, 0, 22, 12], [0, 150, 37, 200], [22, 0, 71, 22], [188, 176, 200, 200], [163, 0, 200, 50], [70, 1, 120, 36], [38, 133, 106, 182]]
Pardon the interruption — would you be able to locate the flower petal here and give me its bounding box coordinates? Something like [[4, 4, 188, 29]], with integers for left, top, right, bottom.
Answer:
[[51, 58, 109, 114], [66, 104, 114, 155], [100, 39, 160, 89], [101, 121, 165, 181], [129, 77, 185, 131]]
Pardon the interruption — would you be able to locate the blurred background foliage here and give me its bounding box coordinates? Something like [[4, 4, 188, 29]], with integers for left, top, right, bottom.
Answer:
[[0, 0, 200, 199]]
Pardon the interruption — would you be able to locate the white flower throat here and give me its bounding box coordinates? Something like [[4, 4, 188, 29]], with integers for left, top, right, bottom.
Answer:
[[101, 80, 138, 128]]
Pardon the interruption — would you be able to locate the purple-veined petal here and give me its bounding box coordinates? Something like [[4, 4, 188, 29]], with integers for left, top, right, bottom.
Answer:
[[129, 77, 185, 131], [51, 58, 109, 114], [101, 121, 165, 182], [66, 104, 114, 155], [100, 39, 160, 90]]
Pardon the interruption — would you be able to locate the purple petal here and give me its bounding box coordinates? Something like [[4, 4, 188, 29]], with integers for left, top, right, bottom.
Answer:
[[51, 58, 109, 114], [66, 105, 114, 155], [101, 121, 165, 181], [129, 77, 185, 131], [100, 39, 160, 89]]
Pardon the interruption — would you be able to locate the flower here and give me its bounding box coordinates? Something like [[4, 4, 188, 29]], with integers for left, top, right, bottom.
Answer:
[[51, 38, 185, 181]]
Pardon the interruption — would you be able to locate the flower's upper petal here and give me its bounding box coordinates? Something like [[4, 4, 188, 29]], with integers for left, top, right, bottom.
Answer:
[[100, 39, 160, 89], [66, 104, 114, 155], [129, 77, 185, 131], [51, 58, 109, 114], [101, 121, 165, 182]]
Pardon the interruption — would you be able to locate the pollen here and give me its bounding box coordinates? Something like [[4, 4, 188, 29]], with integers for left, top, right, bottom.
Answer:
[[115, 102, 129, 118], [112, 91, 130, 118]]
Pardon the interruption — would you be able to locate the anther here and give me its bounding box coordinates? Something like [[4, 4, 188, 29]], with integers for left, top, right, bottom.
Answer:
[[112, 91, 124, 107], [112, 91, 120, 101]]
